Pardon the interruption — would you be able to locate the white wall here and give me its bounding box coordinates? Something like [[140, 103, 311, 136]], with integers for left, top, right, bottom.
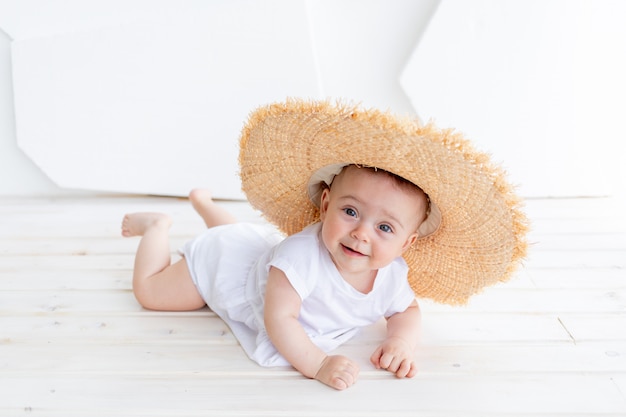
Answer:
[[0, 0, 624, 199], [0, 28, 76, 196], [401, 0, 626, 200], [0, 0, 441, 198]]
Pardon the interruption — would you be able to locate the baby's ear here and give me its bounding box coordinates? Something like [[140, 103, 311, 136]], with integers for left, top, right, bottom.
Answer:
[[401, 233, 419, 253], [319, 188, 331, 221]]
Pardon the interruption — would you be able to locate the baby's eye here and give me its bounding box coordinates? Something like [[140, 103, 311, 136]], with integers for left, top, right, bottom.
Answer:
[[379, 224, 393, 233], [344, 208, 357, 217]]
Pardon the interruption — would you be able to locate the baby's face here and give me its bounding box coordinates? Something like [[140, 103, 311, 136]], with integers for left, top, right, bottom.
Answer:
[[318, 166, 423, 279]]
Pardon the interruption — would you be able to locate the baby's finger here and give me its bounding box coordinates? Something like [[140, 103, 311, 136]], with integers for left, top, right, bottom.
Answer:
[[406, 362, 418, 378], [387, 356, 405, 373], [394, 359, 414, 378], [334, 371, 355, 390], [336, 363, 360, 389], [331, 376, 349, 390], [369, 346, 383, 368], [378, 351, 397, 370]]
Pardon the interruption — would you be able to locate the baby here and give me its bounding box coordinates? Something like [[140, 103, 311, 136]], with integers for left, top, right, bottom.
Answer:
[[122, 98, 527, 391], [122, 165, 430, 390]]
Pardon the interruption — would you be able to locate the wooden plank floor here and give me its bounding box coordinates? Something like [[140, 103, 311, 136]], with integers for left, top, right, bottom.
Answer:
[[1, 195, 625, 416]]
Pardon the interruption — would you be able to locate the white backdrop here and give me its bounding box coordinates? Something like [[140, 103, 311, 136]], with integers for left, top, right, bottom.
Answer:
[[0, 0, 624, 199], [401, 0, 626, 199]]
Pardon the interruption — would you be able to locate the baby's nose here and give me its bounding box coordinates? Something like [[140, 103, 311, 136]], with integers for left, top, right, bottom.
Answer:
[[351, 224, 370, 242]]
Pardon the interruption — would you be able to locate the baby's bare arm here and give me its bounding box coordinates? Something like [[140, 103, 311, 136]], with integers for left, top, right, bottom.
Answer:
[[264, 267, 359, 390], [370, 300, 421, 378]]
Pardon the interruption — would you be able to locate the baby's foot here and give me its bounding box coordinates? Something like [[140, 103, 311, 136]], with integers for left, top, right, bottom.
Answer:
[[189, 188, 214, 214], [121, 212, 172, 237], [189, 188, 237, 227]]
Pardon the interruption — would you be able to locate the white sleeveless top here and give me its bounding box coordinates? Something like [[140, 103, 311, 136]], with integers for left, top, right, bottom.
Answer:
[[182, 222, 415, 367]]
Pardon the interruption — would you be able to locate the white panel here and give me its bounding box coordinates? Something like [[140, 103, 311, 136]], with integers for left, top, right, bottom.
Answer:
[[307, 0, 440, 114], [10, 1, 321, 198], [0, 0, 205, 39], [401, 0, 626, 198]]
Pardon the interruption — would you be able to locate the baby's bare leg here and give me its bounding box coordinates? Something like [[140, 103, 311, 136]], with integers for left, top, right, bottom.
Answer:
[[121, 213, 205, 311], [189, 188, 237, 228]]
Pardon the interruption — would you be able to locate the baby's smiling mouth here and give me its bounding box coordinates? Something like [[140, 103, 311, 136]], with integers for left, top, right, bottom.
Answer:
[[341, 244, 366, 257]]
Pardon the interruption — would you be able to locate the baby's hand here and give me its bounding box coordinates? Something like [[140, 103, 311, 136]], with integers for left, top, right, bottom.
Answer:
[[314, 355, 360, 390], [370, 336, 418, 378]]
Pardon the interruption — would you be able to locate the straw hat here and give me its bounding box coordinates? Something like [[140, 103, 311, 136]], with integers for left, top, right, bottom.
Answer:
[[239, 98, 528, 305]]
